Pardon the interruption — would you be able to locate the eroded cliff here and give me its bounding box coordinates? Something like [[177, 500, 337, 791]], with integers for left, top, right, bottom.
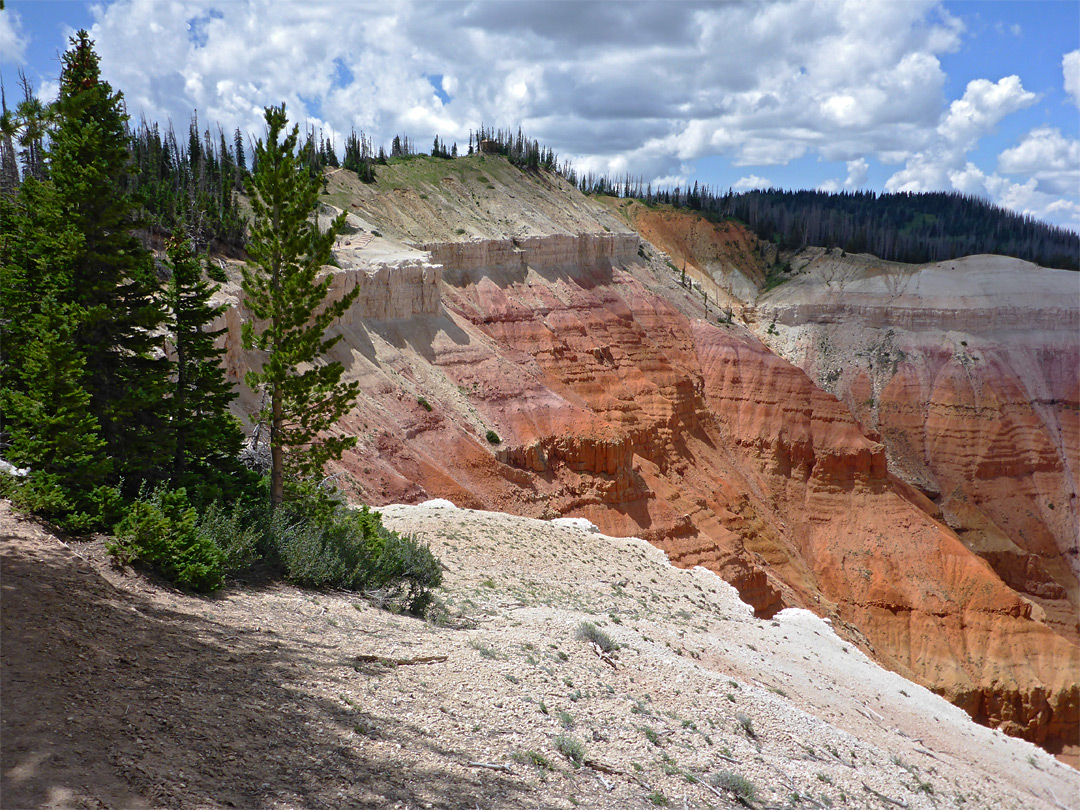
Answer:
[[216, 157, 1078, 762]]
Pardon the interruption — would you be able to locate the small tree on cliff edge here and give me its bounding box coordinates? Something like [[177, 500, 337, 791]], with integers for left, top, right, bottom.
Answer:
[[241, 104, 360, 510]]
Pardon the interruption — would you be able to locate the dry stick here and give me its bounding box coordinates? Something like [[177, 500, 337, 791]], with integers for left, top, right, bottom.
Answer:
[[589, 641, 618, 670], [860, 701, 886, 722], [595, 774, 613, 791], [584, 758, 623, 776], [692, 777, 725, 802], [1046, 787, 1075, 810], [466, 761, 512, 773], [354, 654, 448, 666], [862, 782, 909, 808]]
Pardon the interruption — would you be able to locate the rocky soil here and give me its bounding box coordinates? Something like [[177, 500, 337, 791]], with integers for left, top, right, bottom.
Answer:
[[3, 500, 1076, 810]]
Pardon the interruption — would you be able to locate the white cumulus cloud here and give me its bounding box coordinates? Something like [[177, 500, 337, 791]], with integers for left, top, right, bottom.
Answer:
[[1064, 50, 1080, 108], [33, 0, 1068, 228], [733, 174, 773, 191], [997, 126, 1080, 195], [0, 8, 29, 65], [937, 76, 1037, 148]]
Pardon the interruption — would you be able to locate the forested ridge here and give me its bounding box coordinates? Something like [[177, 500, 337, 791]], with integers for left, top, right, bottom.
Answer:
[[576, 176, 1079, 271]]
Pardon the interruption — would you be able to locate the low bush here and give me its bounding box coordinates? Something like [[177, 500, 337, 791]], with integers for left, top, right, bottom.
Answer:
[[105, 479, 442, 613], [553, 734, 586, 767], [576, 621, 618, 652], [512, 750, 553, 770], [269, 501, 442, 614], [736, 712, 756, 739], [712, 770, 757, 804], [108, 484, 225, 592], [485, 429, 501, 444], [2, 471, 124, 534]]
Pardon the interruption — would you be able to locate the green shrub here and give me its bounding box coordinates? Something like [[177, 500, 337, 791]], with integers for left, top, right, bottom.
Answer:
[[196, 498, 263, 572], [647, 790, 669, 806], [640, 725, 661, 746], [2, 472, 123, 534], [485, 430, 501, 444], [109, 484, 225, 592], [267, 502, 442, 614], [417, 396, 432, 411], [576, 621, 618, 652], [512, 750, 553, 770], [712, 770, 757, 804], [553, 734, 586, 767], [736, 712, 756, 739]]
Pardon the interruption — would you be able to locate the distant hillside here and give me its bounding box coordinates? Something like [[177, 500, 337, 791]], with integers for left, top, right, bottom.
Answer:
[[117, 106, 1078, 271], [579, 178, 1079, 270]]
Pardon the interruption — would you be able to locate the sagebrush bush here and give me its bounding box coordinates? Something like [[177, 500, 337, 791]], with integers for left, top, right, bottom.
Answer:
[[736, 712, 756, 739], [553, 734, 586, 767], [711, 770, 757, 804], [576, 621, 618, 652], [196, 498, 263, 572], [269, 501, 442, 614], [109, 484, 225, 592], [99, 476, 442, 611]]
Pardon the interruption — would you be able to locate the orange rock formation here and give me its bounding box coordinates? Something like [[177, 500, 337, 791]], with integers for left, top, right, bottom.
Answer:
[[215, 168, 1076, 762], [291, 232, 1078, 761]]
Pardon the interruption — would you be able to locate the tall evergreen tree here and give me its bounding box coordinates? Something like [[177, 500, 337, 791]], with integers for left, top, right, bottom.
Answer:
[[1, 297, 113, 528], [33, 30, 169, 490], [241, 104, 361, 510], [163, 236, 249, 504], [0, 87, 20, 198]]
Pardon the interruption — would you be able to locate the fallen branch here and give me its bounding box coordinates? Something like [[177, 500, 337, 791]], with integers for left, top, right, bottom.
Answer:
[[859, 701, 885, 722], [467, 761, 512, 773], [863, 783, 908, 808], [694, 778, 725, 802], [1046, 787, 1076, 810], [584, 758, 623, 776], [595, 774, 613, 791], [589, 641, 618, 670], [354, 654, 448, 667]]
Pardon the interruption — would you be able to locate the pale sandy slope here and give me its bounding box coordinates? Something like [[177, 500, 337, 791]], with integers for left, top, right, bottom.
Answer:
[[3, 499, 1076, 810]]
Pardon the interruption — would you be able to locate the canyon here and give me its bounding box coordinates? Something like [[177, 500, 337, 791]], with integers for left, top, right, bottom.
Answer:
[[216, 155, 1078, 763]]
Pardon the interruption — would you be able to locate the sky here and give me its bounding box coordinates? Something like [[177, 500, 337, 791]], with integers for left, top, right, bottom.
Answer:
[[2, 0, 1078, 230]]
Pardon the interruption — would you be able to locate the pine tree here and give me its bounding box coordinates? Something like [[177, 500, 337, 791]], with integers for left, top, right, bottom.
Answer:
[[241, 104, 361, 510], [163, 236, 250, 505], [1, 176, 114, 529], [0, 87, 20, 198], [44, 30, 170, 490], [1, 298, 113, 528]]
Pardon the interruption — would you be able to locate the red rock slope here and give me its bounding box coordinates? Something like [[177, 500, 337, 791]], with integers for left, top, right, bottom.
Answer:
[[219, 163, 1077, 761]]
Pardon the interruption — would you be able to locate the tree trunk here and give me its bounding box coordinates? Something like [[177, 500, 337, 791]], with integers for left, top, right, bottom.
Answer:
[[271, 387, 283, 510]]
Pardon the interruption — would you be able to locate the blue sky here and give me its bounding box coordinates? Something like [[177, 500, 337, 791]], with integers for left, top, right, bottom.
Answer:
[[2, 1, 1078, 229]]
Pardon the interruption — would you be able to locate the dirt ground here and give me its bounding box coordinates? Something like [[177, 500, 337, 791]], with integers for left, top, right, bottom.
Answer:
[[3, 499, 1076, 810]]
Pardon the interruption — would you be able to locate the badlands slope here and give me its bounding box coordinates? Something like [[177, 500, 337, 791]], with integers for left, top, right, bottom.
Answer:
[[211, 155, 1077, 762]]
